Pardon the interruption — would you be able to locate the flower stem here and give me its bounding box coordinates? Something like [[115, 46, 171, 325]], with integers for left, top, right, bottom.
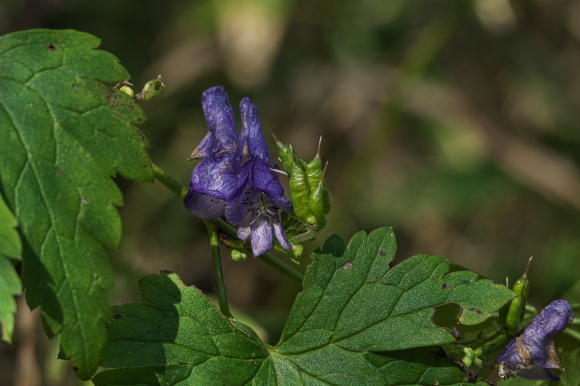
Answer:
[[259, 252, 304, 283], [214, 218, 304, 283], [203, 219, 233, 318], [152, 163, 188, 199], [152, 163, 304, 284]]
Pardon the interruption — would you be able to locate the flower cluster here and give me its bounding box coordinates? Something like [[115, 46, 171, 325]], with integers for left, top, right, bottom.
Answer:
[[184, 86, 293, 256], [497, 299, 574, 381]]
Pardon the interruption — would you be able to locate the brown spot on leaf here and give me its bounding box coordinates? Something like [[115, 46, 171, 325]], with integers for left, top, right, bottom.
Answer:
[[46, 43, 57, 51], [114, 313, 122, 319], [443, 327, 461, 339], [441, 283, 448, 289], [379, 250, 386, 256]]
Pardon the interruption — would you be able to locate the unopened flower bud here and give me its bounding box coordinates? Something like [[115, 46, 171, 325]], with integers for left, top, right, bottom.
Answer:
[[231, 250, 249, 261], [135, 75, 165, 101], [500, 256, 532, 335]]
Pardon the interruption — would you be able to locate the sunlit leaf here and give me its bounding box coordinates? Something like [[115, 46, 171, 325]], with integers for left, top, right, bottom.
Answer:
[[0, 194, 22, 343], [93, 228, 511, 384], [0, 28, 153, 378]]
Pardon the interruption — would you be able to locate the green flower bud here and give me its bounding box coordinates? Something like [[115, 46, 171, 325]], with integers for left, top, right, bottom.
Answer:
[[135, 75, 165, 101], [500, 257, 532, 335], [231, 249, 249, 261], [114, 80, 134, 97], [119, 85, 134, 97]]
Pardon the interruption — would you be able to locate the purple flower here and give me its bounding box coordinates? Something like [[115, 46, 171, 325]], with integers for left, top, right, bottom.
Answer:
[[225, 98, 293, 257], [497, 299, 574, 381], [184, 86, 240, 218], [184, 87, 293, 256]]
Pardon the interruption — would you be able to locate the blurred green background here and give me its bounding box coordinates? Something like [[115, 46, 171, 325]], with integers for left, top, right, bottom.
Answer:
[[2, 0, 580, 384]]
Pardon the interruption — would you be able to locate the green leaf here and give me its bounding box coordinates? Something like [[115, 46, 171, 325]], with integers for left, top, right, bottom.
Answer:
[[92, 271, 270, 385], [274, 227, 512, 383], [0, 256, 21, 344], [94, 228, 510, 384], [280, 228, 513, 351], [0, 29, 153, 378], [0, 193, 22, 261], [0, 193, 22, 343]]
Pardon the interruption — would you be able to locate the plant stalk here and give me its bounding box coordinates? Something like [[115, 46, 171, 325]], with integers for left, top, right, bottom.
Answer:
[[203, 219, 233, 318]]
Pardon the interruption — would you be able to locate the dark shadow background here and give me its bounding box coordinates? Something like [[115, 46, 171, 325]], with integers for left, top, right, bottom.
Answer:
[[2, 0, 580, 384]]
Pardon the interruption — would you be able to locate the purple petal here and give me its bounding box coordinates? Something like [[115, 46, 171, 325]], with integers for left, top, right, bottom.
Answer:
[[225, 164, 253, 225], [184, 190, 225, 219], [250, 158, 293, 212], [190, 86, 238, 159], [189, 156, 238, 200], [237, 213, 252, 242], [250, 214, 273, 257], [239, 97, 271, 161], [272, 212, 292, 250]]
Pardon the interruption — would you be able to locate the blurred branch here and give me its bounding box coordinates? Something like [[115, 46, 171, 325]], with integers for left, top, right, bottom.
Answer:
[[405, 80, 580, 211]]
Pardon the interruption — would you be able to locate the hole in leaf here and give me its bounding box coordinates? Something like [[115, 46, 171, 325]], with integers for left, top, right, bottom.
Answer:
[[46, 43, 57, 51], [432, 303, 460, 328]]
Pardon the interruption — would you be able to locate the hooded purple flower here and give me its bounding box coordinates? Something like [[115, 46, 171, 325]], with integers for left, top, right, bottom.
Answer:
[[184, 86, 240, 218], [225, 98, 293, 257], [184, 87, 293, 256], [497, 299, 574, 381]]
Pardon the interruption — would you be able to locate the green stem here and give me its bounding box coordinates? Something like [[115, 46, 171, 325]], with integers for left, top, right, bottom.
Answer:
[[152, 163, 188, 199], [203, 219, 232, 318], [152, 163, 304, 284], [259, 252, 304, 283], [215, 218, 304, 283]]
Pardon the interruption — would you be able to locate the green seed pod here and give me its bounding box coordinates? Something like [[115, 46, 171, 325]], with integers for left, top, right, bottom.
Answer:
[[306, 157, 330, 228], [500, 257, 532, 335], [271, 132, 331, 243]]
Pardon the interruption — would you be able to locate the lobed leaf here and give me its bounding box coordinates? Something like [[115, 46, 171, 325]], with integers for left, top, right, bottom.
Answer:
[[94, 228, 510, 384], [274, 227, 513, 383], [0, 194, 22, 343], [92, 271, 270, 385], [0, 29, 153, 378]]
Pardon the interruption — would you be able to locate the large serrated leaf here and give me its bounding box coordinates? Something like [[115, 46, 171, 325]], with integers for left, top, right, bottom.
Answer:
[[93, 228, 509, 385], [92, 271, 270, 385], [0, 29, 153, 378], [275, 227, 513, 383], [0, 256, 21, 344], [0, 194, 22, 343]]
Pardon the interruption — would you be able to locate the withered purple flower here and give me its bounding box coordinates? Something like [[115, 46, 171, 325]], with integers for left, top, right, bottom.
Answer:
[[184, 87, 293, 256], [497, 299, 574, 381]]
